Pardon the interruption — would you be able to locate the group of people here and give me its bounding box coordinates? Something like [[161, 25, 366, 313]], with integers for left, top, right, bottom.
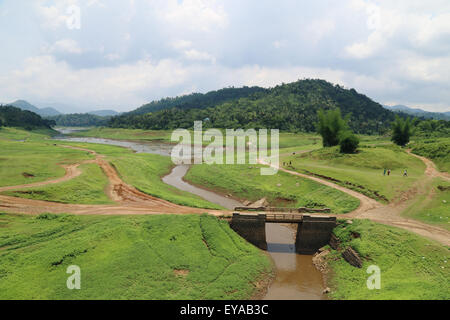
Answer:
[[384, 168, 408, 177]]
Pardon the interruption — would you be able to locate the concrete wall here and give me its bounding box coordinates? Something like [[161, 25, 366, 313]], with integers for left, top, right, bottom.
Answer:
[[230, 213, 267, 250], [295, 215, 336, 254], [230, 213, 336, 254]]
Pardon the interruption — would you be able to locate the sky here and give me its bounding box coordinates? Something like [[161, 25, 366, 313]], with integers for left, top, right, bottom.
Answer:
[[0, 0, 449, 113]]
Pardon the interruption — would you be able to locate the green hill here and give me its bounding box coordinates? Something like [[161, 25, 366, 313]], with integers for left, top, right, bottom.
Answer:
[[125, 86, 267, 116], [0, 105, 55, 130], [109, 79, 398, 134]]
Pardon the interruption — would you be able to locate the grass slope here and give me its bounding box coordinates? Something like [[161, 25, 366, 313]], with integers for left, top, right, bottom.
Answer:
[[3, 163, 113, 205], [326, 220, 449, 300], [402, 178, 450, 230], [0, 213, 272, 300], [0, 137, 94, 188], [283, 145, 425, 202], [185, 164, 360, 213], [410, 138, 450, 172]]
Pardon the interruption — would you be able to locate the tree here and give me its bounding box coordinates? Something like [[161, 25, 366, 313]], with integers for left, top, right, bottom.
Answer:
[[339, 131, 359, 153], [316, 108, 349, 147], [391, 116, 412, 146]]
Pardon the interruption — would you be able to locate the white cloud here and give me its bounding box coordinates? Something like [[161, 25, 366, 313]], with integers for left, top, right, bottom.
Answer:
[[346, 0, 450, 59], [183, 49, 216, 64], [157, 0, 228, 32], [35, 0, 79, 29], [0, 55, 189, 110], [46, 39, 84, 54], [171, 39, 193, 50]]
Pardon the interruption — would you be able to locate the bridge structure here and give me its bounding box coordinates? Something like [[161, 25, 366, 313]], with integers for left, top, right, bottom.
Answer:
[[230, 212, 336, 254]]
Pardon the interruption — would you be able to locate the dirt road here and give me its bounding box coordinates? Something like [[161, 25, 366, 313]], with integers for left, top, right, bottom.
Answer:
[[0, 145, 225, 217], [261, 152, 450, 246], [0, 145, 448, 245]]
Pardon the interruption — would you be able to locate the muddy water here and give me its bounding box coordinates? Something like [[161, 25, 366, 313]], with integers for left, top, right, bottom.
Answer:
[[54, 130, 325, 300], [264, 224, 327, 300], [162, 165, 242, 210]]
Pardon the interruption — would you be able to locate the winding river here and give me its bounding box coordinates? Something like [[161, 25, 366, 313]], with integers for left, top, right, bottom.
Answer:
[[54, 130, 326, 300]]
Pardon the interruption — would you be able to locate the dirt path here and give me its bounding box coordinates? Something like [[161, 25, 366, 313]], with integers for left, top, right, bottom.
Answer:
[[261, 153, 450, 246], [0, 144, 448, 245], [0, 145, 226, 217]]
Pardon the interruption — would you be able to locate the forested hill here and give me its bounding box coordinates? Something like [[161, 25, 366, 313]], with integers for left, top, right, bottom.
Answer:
[[0, 105, 55, 129], [109, 79, 397, 134], [46, 113, 110, 127], [125, 86, 267, 116]]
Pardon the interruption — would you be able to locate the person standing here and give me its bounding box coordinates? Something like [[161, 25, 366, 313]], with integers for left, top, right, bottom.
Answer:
[[403, 169, 408, 177], [383, 168, 387, 176], [387, 169, 391, 176]]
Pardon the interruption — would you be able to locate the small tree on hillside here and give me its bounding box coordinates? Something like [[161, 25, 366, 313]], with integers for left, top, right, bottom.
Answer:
[[391, 116, 412, 146], [316, 108, 349, 147], [339, 131, 359, 153]]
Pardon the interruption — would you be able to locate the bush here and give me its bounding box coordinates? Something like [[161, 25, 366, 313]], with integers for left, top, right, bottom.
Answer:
[[316, 108, 349, 147], [391, 116, 412, 146], [339, 132, 359, 153]]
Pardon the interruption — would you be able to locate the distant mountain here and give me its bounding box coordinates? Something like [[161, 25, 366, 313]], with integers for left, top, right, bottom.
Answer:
[[110, 79, 399, 134], [384, 105, 450, 120], [9, 100, 40, 113], [88, 110, 119, 117], [10, 100, 62, 117]]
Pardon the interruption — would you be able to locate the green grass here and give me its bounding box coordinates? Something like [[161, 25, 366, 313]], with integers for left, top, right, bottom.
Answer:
[[0, 213, 272, 300], [326, 219, 449, 300], [410, 138, 450, 172], [0, 126, 57, 141], [283, 145, 426, 202], [402, 179, 450, 230], [185, 164, 360, 213], [3, 163, 114, 205], [0, 138, 94, 188], [109, 153, 224, 210]]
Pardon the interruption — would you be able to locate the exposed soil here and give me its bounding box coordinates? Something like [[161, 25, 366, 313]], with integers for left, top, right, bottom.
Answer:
[[0, 145, 226, 217], [0, 145, 448, 246]]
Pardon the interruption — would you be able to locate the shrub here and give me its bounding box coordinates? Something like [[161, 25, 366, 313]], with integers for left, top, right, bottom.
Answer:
[[339, 132, 359, 153]]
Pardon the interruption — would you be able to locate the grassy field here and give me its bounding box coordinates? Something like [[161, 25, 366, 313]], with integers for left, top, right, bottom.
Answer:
[[0, 130, 94, 188], [47, 140, 225, 209], [0, 213, 272, 299], [3, 163, 114, 205], [325, 219, 449, 300], [282, 145, 426, 202], [410, 138, 450, 172], [0, 128, 222, 208], [109, 153, 224, 209], [185, 164, 360, 213], [0, 126, 57, 141], [402, 178, 450, 230]]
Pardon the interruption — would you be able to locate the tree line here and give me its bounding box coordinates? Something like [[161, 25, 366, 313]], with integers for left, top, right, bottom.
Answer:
[[45, 113, 110, 127]]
